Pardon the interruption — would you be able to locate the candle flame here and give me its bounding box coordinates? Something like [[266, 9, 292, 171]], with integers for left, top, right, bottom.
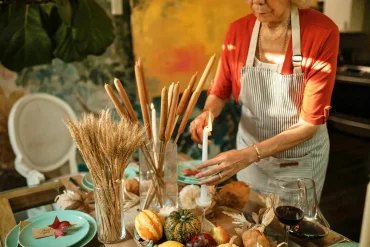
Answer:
[[150, 103, 154, 110], [208, 112, 212, 131]]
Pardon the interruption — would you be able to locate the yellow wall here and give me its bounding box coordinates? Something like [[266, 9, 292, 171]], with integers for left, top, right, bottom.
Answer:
[[131, 0, 251, 96]]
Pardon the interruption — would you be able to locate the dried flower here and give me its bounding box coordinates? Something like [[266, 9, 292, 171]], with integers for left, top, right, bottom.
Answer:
[[179, 185, 200, 209]]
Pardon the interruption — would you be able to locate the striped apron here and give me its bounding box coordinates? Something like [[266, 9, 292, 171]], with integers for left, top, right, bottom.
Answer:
[[236, 6, 329, 200]]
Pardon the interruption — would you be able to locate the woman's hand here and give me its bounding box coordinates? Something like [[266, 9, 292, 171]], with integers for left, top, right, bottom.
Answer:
[[189, 110, 214, 144], [195, 148, 254, 186]]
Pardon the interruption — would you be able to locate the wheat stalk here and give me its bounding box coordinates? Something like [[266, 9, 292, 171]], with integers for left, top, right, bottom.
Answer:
[[66, 109, 145, 243]]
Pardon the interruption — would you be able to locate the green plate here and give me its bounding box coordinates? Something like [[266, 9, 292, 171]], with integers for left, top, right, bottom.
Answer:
[[177, 160, 202, 185], [5, 210, 97, 247], [19, 213, 89, 247], [329, 243, 359, 247], [82, 176, 94, 191], [83, 166, 138, 190]]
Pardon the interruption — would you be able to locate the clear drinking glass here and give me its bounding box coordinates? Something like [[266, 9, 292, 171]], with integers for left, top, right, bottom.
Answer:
[[139, 142, 178, 211], [94, 179, 126, 244]]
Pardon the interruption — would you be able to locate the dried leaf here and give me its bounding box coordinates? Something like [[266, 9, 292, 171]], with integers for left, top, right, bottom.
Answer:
[[221, 210, 250, 227], [251, 224, 265, 233], [252, 212, 259, 224], [261, 208, 275, 227]]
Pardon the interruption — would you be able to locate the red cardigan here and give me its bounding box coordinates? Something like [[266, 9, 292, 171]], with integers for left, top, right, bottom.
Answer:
[[209, 8, 340, 125]]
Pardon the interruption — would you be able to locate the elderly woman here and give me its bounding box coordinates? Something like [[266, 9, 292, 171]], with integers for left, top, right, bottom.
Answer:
[[190, 0, 339, 199]]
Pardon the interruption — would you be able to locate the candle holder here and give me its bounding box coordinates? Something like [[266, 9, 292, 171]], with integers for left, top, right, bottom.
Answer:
[[196, 192, 213, 232]]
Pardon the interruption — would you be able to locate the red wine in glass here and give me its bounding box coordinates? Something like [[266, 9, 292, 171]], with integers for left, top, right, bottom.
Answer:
[[275, 206, 304, 226], [289, 220, 327, 240]]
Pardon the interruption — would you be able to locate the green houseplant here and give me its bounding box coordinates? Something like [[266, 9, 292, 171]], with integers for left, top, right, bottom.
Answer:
[[0, 0, 115, 72]]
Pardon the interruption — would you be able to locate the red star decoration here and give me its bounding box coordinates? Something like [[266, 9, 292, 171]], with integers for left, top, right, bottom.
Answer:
[[48, 216, 72, 238]]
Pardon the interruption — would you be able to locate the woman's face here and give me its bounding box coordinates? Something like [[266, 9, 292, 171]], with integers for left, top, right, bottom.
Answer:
[[247, 0, 291, 23]]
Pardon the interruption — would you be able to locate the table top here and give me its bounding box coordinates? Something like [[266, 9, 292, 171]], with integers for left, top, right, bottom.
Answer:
[[0, 174, 355, 247]]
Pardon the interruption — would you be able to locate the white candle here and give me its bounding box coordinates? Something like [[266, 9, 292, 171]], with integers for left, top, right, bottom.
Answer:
[[200, 113, 212, 203], [111, 0, 123, 15], [150, 103, 157, 146], [360, 182, 370, 247]]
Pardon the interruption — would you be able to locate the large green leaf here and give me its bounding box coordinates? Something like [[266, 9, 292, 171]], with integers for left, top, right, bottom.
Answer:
[[0, 5, 9, 32], [73, 0, 114, 55], [53, 0, 114, 61], [0, 5, 10, 61], [53, 24, 85, 62], [55, 0, 72, 26], [40, 5, 62, 39], [0, 5, 53, 72]]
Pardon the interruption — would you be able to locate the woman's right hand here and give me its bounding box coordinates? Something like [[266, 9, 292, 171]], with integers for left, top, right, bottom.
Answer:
[[189, 110, 214, 144]]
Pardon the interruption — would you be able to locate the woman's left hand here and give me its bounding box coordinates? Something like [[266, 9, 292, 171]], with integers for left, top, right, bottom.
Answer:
[[195, 149, 252, 186]]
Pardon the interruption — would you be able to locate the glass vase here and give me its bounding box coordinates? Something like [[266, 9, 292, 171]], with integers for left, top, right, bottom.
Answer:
[[139, 142, 178, 211], [94, 179, 126, 244]]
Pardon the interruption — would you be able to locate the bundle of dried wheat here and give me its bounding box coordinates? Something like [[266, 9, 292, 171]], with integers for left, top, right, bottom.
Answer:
[[66, 109, 145, 243]]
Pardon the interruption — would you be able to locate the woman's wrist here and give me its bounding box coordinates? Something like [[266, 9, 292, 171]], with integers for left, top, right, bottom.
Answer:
[[239, 147, 259, 169]]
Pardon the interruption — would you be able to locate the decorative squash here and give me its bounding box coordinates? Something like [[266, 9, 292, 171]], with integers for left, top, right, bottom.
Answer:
[[158, 206, 178, 225], [135, 210, 163, 242], [158, 240, 185, 247], [217, 236, 239, 247], [242, 229, 270, 247], [164, 209, 201, 244]]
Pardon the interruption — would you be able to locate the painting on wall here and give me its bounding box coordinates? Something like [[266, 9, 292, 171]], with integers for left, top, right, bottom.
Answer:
[[131, 0, 251, 96]]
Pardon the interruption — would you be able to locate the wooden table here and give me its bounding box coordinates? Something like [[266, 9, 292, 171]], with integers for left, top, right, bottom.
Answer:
[[0, 175, 355, 247]]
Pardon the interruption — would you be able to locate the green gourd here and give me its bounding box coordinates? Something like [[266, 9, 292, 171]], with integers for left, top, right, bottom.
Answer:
[[164, 209, 201, 244]]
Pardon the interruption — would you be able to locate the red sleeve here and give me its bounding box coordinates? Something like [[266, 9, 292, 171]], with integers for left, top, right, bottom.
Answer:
[[208, 27, 233, 100], [300, 27, 339, 125]]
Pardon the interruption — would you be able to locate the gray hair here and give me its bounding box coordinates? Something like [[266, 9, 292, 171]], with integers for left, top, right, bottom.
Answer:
[[292, 0, 311, 9]]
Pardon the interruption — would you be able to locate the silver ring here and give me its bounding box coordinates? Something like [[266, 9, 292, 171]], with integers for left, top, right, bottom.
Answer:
[[217, 172, 223, 179]]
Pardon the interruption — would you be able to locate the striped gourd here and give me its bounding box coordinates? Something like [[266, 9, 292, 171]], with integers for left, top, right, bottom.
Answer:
[[135, 210, 163, 242], [164, 209, 201, 244]]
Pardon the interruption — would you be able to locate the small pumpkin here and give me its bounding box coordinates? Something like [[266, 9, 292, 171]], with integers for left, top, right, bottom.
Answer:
[[158, 240, 185, 247], [242, 229, 270, 247], [217, 236, 239, 247], [164, 209, 201, 244], [135, 209, 163, 242]]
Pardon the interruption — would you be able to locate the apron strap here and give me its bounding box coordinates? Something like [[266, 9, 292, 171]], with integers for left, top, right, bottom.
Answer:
[[245, 20, 261, 67], [291, 5, 302, 74], [245, 5, 303, 74]]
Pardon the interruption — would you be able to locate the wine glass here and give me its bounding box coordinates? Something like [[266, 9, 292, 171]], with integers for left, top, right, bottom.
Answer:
[[287, 178, 330, 241], [272, 178, 308, 245]]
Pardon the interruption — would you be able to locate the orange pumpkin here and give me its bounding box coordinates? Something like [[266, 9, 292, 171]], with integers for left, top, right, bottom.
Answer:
[[135, 210, 163, 242]]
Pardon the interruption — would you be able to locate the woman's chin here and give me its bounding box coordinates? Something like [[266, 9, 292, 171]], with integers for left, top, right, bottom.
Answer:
[[254, 13, 275, 23]]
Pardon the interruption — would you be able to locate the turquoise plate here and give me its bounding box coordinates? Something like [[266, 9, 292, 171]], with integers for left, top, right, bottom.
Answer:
[[329, 243, 359, 247], [19, 213, 89, 247], [82, 176, 94, 191], [83, 166, 138, 190], [5, 210, 97, 247], [177, 160, 202, 185]]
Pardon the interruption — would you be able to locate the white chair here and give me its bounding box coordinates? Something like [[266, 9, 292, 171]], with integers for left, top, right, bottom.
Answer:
[[8, 93, 78, 186]]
